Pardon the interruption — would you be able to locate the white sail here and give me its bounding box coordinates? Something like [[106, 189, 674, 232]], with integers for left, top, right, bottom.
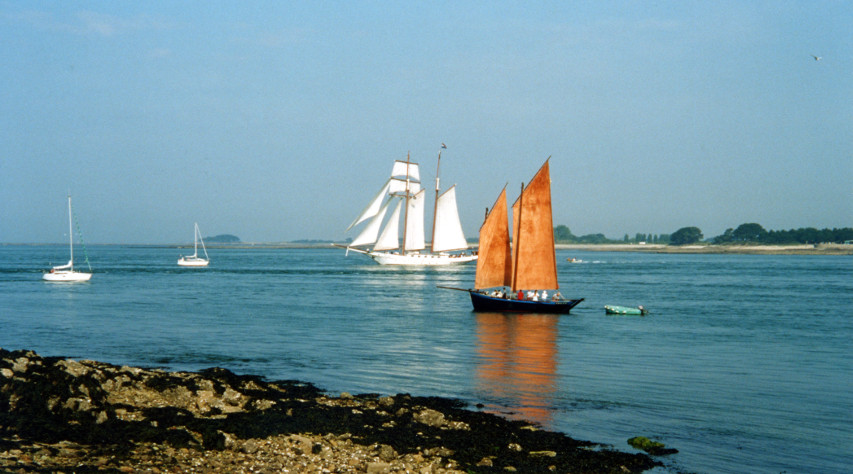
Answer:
[[391, 160, 420, 181], [405, 188, 426, 251], [432, 185, 469, 252], [196, 223, 209, 260], [350, 198, 392, 247], [374, 198, 403, 251], [389, 178, 421, 195], [347, 179, 391, 231]]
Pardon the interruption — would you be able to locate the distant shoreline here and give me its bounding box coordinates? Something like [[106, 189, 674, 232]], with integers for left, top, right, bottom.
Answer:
[[555, 243, 853, 255], [5, 242, 851, 255]]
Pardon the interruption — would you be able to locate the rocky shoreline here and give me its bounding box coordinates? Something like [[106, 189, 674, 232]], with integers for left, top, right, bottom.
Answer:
[[1, 349, 660, 473]]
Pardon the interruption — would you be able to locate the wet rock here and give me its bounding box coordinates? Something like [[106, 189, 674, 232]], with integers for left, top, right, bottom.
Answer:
[[627, 436, 678, 455], [366, 461, 391, 473], [0, 348, 660, 473], [414, 408, 445, 427], [377, 443, 397, 461]]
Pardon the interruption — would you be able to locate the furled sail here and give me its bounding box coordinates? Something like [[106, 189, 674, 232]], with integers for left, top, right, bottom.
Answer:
[[511, 160, 558, 291], [374, 199, 403, 251], [404, 189, 426, 251], [432, 185, 469, 252], [474, 188, 512, 289]]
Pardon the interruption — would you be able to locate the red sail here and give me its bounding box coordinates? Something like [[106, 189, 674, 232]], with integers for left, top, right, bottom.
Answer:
[[511, 160, 558, 291], [474, 188, 512, 290]]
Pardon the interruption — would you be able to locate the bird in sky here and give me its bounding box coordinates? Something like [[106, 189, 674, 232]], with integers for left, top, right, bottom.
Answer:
[[812, 55, 822, 61], [441, 143, 447, 149]]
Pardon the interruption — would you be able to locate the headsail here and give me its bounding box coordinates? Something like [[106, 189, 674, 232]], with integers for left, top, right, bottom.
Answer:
[[350, 198, 393, 247], [347, 179, 391, 231], [374, 199, 403, 251], [474, 187, 512, 289], [511, 160, 558, 291]]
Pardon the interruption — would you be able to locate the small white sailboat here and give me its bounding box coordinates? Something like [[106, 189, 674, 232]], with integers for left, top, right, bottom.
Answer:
[[177, 223, 209, 267], [43, 195, 92, 282], [339, 149, 477, 266]]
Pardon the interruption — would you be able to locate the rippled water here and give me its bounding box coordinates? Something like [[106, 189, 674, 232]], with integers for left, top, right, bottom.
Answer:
[[1, 245, 851, 473]]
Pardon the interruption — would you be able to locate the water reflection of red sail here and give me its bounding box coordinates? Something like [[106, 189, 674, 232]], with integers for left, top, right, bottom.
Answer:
[[475, 312, 558, 426]]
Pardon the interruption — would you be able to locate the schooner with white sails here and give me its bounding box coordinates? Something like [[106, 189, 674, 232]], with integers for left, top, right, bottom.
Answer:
[[340, 150, 477, 266]]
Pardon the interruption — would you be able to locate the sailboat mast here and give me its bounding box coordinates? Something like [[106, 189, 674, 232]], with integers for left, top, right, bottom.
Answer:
[[194, 223, 199, 256], [511, 181, 524, 291], [67, 195, 74, 271], [401, 152, 411, 254], [430, 150, 442, 252]]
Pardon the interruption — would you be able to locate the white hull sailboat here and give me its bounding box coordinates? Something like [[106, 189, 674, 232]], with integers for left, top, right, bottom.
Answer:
[[340, 149, 477, 266], [43, 195, 92, 282], [177, 223, 209, 267]]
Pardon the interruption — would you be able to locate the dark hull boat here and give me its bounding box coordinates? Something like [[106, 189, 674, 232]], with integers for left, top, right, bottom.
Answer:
[[464, 159, 583, 314], [470, 291, 584, 313]]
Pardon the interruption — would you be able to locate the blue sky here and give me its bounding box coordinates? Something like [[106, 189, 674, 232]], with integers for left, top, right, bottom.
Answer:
[[2, 1, 850, 244]]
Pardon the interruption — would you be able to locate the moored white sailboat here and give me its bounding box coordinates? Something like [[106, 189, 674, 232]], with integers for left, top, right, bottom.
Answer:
[[43, 195, 92, 282], [340, 148, 477, 266], [177, 223, 209, 267]]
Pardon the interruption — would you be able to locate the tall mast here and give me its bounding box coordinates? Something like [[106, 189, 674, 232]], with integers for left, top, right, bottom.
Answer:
[[67, 195, 74, 271], [511, 181, 524, 291], [401, 152, 411, 254], [430, 149, 442, 252]]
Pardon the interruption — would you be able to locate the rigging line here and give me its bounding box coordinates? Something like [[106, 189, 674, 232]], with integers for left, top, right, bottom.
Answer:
[[72, 207, 92, 271]]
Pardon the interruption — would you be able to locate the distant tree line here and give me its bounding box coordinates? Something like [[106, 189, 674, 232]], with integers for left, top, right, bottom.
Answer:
[[554, 225, 670, 244], [205, 234, 241, 243], [554, 223, 853, 246], [712, 224, 853, 245]]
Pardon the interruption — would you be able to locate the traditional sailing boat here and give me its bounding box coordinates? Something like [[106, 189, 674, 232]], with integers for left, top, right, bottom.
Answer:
[[177, 222, 209, 267], [466, 159, 583, 313], [43, 195, 92, 282], [340, 150, 477, 266]]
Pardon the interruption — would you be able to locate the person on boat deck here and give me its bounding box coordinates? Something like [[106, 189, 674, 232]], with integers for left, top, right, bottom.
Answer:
[[517, 290, 524, 300], [542, 290, 548, 300]]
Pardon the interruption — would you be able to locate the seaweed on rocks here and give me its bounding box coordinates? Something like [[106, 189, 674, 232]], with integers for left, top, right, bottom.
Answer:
[[1, 348, 660, 472]]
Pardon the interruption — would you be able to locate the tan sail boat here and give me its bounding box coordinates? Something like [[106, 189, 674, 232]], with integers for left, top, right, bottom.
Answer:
[[468, 159, 583, 313]]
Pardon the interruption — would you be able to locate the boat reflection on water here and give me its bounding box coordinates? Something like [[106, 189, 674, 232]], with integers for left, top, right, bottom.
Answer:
[[475, 312, 558, 427]]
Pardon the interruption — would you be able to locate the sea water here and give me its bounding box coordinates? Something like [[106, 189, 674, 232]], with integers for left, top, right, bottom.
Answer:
[[0, 245, 850, 473]]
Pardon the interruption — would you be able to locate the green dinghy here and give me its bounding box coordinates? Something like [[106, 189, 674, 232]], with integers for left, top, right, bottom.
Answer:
[[604, 305, 648, 316]]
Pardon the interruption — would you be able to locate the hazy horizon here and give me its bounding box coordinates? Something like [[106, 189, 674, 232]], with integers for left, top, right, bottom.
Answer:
[[3, 2, 850, 245]]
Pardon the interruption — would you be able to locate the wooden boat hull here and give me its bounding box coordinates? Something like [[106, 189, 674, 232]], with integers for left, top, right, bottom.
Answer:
[[470, 291, 583, 314], [604, 305, 647, 315]]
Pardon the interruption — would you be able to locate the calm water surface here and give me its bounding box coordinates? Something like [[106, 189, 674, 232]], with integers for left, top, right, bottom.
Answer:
[[1, 245, 851, 473]]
